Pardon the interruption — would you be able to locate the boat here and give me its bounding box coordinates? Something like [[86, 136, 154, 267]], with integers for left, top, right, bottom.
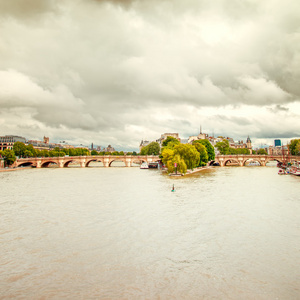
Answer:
[[140, 162, 149, 169], [287, 161, 300, 176], [148, 162, 159, 169], [249, 161, 260, 166], [278, 169, 286, 175]]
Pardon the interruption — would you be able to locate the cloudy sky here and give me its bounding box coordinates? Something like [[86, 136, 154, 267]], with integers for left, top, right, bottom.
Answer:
[[0, 0, 299, 150]]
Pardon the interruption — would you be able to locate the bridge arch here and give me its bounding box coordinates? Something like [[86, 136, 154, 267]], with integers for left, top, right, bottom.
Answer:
[[85, 158, 104, 167], [41, 161, 59, 168], [265, 157, 283, 165], [243, 158, 262, 166], [63, 159, 82, 167], [17, 162, 34, 168], [108, 157, 126, 167], [224, 158, 240, 166]]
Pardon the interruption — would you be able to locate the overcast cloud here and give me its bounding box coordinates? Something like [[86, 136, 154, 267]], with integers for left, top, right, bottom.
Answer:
[[0, 0, 299, 150]]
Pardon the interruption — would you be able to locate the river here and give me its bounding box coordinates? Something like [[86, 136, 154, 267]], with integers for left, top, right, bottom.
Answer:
[[1, 164, 300, 299]]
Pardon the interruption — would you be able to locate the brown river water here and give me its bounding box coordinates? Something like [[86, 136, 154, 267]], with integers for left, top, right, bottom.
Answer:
[[1, 163, 300, 299]]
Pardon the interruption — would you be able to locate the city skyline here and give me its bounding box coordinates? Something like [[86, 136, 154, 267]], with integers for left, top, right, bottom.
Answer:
[[0, 0, 299, 150]]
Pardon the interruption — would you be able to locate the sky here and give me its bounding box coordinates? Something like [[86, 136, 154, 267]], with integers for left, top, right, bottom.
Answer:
[[0, 0, 299, 150]]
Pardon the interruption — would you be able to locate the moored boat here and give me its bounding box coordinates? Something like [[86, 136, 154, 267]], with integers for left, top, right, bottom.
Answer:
[[278, 169, 286, 175], [287, 161, 300, 176], [140, 162, 149, 169]]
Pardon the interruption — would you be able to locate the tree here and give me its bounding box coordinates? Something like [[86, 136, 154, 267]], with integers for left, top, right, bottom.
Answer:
[[91, 150, 98, 155], [141, 142, 160, 155], [162, 136, 180, 147], [174, 144, 200, 170], [193, 142, 208, 166], [24, 149, 33, 157], [147, 142, 160, 155], [40, 150, 49, 157], [257, 148, 268, 155], [161, 148, 175, 166], [216, 139, 230, 155], [1, 149, 16, 166], [166, 154, 187, 174], [289, 139, 300, 155], [13, 142, 26, 157], [193, 139, 214, 161], [26, 144, 37, 157]]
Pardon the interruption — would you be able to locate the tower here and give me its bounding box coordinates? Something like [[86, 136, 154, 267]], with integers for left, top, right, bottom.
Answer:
[[246, 136, 252, 154], [43, 136, 49, 144]]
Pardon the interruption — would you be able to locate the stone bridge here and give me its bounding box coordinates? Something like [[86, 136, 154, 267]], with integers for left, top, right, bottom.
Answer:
[[13, 154, 300, 169], [14, 155, 161, 168], [212, 154, 300, 167]]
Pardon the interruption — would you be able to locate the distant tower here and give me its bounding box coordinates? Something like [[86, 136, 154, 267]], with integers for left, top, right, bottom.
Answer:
[[274, 139, 281, 147], [43, 136, 49, 144], [246, 136, 252, 154], [91, 143, 94, 150], [200, 125, 202, 134]]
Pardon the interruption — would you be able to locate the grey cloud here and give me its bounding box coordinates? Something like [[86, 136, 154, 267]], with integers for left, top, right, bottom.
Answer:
[[0, 0, 57, 19], [1, 0, 300, 148], [268, 105, 289, 113]]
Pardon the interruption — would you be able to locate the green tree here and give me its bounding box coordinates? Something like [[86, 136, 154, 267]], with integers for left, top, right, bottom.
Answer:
[[162, 136, 180, 147], [13, 142, 26, 157], [289, 139, 300, 155], [24, 149, 33, 157], [26, 144, 37, 157], [216, 139, 230, 155], [161, 148, 175, 166], [193, 139, 215, 161], [119, 151, 125, 155], [174, 144, 200, 170], [193, 142, 208, 166], [166, 154, 187, 174], [256, 148, 268, 155], [1, 149, 16, 166], [40, 150, 49, 157], [91, 150, 98, 155], [147, 142, 160, 155], [140, 142, 160, 155], [62, 148, 69, 156]]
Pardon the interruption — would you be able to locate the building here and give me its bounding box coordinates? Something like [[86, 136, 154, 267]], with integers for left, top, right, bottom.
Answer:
[[188, 127, 209, 144], [103, 145, 115, 153], [268, 145, 288, 156], [156, 133, 180, 147], [139, 140, 150, 152], [274, 139, 281, 147], [0, 135, 26, 151]]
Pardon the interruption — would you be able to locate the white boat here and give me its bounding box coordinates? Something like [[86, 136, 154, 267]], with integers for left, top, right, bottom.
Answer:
[[140, 162, 149, 169], [287, 161, 300, 176]]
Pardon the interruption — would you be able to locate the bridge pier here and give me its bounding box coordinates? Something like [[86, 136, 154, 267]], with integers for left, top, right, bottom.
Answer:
[[238, 158, 244, 167], [103, 157, 110, 168]]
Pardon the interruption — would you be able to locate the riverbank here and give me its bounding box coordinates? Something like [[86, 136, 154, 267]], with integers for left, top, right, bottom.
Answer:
[[169, 166, 212, 176], [0, 167, 32, 172]]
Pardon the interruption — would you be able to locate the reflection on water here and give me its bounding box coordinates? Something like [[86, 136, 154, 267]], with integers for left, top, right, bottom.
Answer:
[[0, 165, 300, 299]]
